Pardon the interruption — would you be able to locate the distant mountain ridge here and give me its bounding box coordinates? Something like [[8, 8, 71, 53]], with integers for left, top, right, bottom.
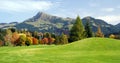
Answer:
[[82, 16, 120, 35], [0, 12, 120, 35]]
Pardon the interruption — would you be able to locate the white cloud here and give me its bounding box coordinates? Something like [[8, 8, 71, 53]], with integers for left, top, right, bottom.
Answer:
[[101, 8, 115, 12], [0, 0, 53, 12], [96, 15, 120, 25]]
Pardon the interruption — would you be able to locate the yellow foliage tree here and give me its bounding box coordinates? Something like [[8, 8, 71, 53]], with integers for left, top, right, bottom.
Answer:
[[109, 34, 115, 39], [95, 25, 104, 37]]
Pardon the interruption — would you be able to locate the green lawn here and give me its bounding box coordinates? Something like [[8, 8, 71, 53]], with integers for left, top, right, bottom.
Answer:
[[0, 38, 120, 63]]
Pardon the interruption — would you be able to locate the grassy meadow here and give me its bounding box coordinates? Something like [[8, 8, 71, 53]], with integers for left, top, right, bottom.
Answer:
[[0, 38, 120, 63]]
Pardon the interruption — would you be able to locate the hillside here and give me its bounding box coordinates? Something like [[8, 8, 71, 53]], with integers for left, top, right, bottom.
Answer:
[[0, 38, 120, 63], [63, 38, 120, 50]]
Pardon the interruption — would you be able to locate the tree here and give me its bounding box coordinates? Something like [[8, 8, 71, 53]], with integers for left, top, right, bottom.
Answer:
[[60, 33, 68, 45], [26, 31, 31, 37], [69, 16, 85, 42], [44, 32, 51, 38], [4, 29, 12, 46], [85, 20, 93, 38], [33, 37, 38, 45], [25, 37, 32, 46], [54, 36, 60, 45], [33, 31, 39, 39], [11, 32, 20, 46], [0, 29, 6, 45], [95, 25, 104, 37], [19, 35, 26, 46], [0, 40, 3, 46], [9, 28, 16, 33], [109, 34, 115, 39], [48, 37, 55, 45], [42, 38, 48, 44]]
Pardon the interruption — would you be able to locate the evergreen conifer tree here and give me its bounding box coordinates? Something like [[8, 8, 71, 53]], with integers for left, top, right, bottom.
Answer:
[[69, 16, 85, 42]]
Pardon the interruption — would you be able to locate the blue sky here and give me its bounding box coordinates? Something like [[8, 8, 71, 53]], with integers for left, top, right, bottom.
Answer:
[[0, 0, 120, 25]]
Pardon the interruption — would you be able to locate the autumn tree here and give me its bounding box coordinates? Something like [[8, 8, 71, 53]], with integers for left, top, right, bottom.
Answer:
[[69, 16, 85, 42], [95, 25, 104, 37], [109, 34, 115, 39], [11, 32, 20, 46], [48, 38, 55, 45], [4, 29, 12, 46], [25, 37, 33, 46], [26, 31, 31, 37], [0, 40, 3, 46], [42, 38, 48, 44], [85, 20, 93, 38], [33, 37, 38, 45], [19, 35, 26, 46]]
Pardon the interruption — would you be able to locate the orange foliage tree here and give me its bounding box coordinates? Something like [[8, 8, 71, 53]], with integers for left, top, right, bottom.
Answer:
[[48, 38, 55, 45], [11, 32, 20, 46], [42, 38, 48, 44], [32, 37, 38, 45]]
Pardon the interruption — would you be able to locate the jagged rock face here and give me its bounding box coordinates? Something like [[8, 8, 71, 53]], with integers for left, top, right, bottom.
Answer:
[[0, 12, 120, 35]]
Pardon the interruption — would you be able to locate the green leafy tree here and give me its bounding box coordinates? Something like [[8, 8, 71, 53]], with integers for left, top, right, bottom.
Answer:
[[85, 20, 93, 38], [60, 33, 68, 45], [54, 36, 60, 45], [33, 31, 39, 39], [69, 16, 85, 42], [0, 29, 6, 45]]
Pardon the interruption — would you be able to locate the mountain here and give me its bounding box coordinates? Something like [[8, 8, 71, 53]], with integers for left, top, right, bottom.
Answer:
[[0, 22, 18, 29], [115, 23, 120, 29], [15, 12, 74, 34], [0, 12, 120, 35], [82, 16, 120, 35]]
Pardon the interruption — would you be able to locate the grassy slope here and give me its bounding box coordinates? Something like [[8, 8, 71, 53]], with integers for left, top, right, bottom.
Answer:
[[0, 38, 120, 63]]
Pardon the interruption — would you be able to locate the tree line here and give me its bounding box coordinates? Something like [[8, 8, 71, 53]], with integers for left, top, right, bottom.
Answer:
[[0, 16, 119, 46]]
